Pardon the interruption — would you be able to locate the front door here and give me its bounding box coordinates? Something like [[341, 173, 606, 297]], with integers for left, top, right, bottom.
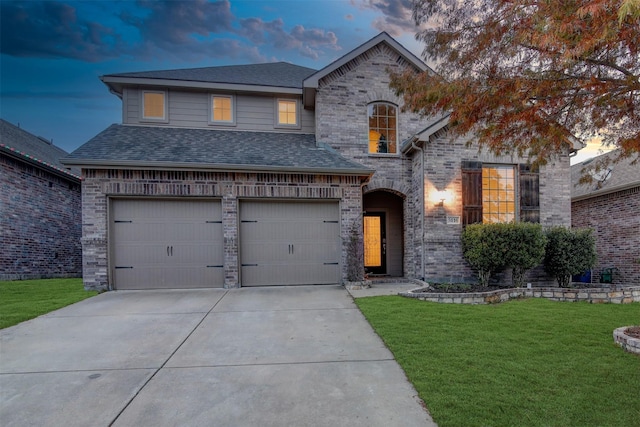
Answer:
[[363, 212, 386, 275]]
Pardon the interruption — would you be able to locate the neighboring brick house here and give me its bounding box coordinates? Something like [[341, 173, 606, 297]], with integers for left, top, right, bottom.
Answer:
[[63, 32, 578, 291], [1, 119, 82, 280], [571, 150, 640, 285]]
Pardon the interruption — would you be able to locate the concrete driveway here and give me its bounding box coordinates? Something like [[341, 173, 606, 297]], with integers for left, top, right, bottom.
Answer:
[[1, 285, 435, 426]]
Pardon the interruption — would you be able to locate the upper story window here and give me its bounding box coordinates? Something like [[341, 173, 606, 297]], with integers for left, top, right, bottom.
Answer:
[[210, 95, 235, 125], [276, 99, 299, 127], [462, 162, 540, 225], [368, 102, 397, 154], [142, 90, 167, 121]]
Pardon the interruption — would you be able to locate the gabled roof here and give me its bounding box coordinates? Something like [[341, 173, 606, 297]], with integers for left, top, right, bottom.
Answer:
[[63, 125, 373, 176], [302, 32, 431, 108], [401, 113, 452, 153], [571, 149, 640, 200], [0, 119, 81, 180], [101, 62, 317, 96]]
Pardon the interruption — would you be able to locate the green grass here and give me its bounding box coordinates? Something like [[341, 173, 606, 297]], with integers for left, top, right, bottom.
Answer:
[[0, 278, 97, 329], [355, 297, 640, 427]]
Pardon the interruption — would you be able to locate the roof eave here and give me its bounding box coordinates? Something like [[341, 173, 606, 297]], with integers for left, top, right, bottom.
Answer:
[[401, 114, 451, 153], [60, 158, 374, 177], [571, 182, 640, 202], [2, 146, 81, 182], [100, 76, 303, 96]]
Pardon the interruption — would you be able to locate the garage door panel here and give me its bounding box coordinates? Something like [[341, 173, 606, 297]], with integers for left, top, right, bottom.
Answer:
[[240, 201, 340, 286], [111, 199, 223, 290]]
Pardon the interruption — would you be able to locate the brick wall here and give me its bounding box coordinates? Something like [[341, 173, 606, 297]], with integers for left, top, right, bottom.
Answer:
[[414, 131, 572, 285], [80, 169, 363, 291], [572, 186, 640, 285], [314, 43, 430, 278], [1, 154, 82, 280]]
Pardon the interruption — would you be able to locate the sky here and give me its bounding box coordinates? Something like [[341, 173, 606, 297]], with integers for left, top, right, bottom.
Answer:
[[0, 0, 608, 164]]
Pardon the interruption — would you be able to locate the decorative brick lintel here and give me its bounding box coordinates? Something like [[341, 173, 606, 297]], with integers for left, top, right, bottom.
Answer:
[[401, 286, 640, 305]]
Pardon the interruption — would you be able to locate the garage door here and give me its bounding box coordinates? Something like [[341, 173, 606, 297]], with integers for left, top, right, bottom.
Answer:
[[111, 199, 224, 289], [240, 200, 341, 286]]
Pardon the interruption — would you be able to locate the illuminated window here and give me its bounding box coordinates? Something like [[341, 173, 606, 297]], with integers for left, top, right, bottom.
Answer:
[[211, 95, 234, 124], [482, 166, 516, 223], [368, 102, 397, 154], [462, 161, 540, 225], [277, 99, 298, 126], [142, 91, 166, 120]]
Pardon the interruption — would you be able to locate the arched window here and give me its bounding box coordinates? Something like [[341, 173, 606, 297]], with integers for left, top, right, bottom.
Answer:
[[368, 102, 397, 154]]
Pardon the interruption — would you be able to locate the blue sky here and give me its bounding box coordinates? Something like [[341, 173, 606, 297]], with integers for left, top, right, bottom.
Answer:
[[0, 0, 425, 153]]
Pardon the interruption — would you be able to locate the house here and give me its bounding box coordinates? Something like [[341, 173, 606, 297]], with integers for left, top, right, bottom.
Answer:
[[571, 150, 640, 285], [63, 32, 577, 291], [0, 119, 82, 280]]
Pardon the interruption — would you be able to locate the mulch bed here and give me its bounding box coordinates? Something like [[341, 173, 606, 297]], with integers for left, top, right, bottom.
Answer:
[[625, 326, 640, 339]]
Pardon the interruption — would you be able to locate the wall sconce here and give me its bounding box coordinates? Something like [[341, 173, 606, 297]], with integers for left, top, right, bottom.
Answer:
[[433, 190, 450, 207]]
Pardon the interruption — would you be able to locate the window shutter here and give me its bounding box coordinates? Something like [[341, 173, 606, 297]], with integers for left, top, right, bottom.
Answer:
[[462, 161, 483, 225], [519, 164, 540, 223]]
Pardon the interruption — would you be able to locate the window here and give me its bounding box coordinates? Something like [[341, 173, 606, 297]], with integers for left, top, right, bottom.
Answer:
[[368, 102, 397, 154], [482, 165, 516, 223], [277, 99, 298, 126], [211, 95, 235, 125], [142, 91, 167, 121], [462, 161, 540, 225]]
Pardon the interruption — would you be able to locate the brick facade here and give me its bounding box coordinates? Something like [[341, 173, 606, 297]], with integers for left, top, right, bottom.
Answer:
[[1, 153, 82, 280], [314, 43, 573, 285], [572, 186, 640, 285], [406, 130, 571, 285], [80, 169, 363, 290]]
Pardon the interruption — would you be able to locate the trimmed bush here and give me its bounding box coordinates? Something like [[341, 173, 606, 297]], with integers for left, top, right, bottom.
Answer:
[[462, 223, 547, 287], [544, 227, 597, 287], [461, 223, 509, 286], [503, 223, 546, 288]]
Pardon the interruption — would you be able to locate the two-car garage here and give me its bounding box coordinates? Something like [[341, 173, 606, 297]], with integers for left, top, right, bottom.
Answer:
[[110, 199, 341, 290]]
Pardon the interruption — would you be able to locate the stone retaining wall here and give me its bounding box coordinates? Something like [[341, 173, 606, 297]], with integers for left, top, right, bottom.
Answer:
[[613, 327, 640, 355], [401, 286, 640, 304]]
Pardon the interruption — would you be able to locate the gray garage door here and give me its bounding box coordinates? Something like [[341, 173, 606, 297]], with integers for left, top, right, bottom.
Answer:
[[111, 199, 224, 290], [240, 200, 341, 286]]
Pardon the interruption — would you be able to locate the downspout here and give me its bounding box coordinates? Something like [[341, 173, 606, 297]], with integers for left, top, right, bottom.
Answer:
[[411, 140, 426, 280]]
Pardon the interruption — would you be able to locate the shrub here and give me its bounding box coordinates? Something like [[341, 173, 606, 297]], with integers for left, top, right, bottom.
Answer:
[[462, 223, 547, 287], [544, 227, 597, 287], [461, 223, 509, 286], [345, 221, 364, 282], [503, 223, 547, 288]]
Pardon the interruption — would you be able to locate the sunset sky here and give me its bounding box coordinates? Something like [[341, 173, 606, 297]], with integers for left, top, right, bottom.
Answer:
[[0, 0, 611, 164]]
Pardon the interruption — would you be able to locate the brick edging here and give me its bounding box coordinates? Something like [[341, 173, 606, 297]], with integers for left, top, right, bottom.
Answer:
[[400, 286, 640, 304]]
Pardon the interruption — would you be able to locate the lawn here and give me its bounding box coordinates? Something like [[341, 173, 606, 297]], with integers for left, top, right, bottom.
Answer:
[[355, 297, 640, 427], [0, 278, 97, 329]]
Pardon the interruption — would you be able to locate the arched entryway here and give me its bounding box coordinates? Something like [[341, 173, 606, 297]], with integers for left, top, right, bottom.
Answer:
[[363, 190, 404, 277]]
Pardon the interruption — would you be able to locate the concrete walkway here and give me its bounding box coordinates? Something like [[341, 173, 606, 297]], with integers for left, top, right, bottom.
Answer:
[[1, 285, 435, 426]]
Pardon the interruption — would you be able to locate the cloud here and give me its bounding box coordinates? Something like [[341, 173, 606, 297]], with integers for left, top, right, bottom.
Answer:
[[120, 0, 234, 49], [0, 1, 125, 62], [354, 0, 417, 36], [238, 18, 340, 60]]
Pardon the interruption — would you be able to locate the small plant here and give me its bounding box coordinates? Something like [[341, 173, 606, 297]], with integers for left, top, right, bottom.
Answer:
[[345, 221, 364, 282], [544, 227, 597, 287]]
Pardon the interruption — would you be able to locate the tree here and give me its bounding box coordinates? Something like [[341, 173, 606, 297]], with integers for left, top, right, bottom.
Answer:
[[390, 0, 640, 164]]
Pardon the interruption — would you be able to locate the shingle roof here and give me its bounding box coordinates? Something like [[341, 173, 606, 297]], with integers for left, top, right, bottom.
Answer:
[[104, 62, 317, 89], [0, 119, 81, 180], [571, 149, 640, 200], [63, 125, 372, 175]]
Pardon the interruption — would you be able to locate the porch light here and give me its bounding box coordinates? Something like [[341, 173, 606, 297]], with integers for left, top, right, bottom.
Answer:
[[433, 190, 450, 207]]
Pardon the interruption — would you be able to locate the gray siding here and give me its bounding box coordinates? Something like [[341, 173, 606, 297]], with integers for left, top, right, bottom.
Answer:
[[122, 88, 314, 133]]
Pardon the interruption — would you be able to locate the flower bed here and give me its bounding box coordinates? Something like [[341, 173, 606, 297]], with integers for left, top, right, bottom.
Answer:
[[613, 326, 640, 355]]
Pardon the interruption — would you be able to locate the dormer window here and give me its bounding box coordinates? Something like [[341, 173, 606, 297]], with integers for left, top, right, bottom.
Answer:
[[276, 99, 299, 127], [210, 95, 235, 126], [142, 90, 167, 121], [368, 102, 397, 154]]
